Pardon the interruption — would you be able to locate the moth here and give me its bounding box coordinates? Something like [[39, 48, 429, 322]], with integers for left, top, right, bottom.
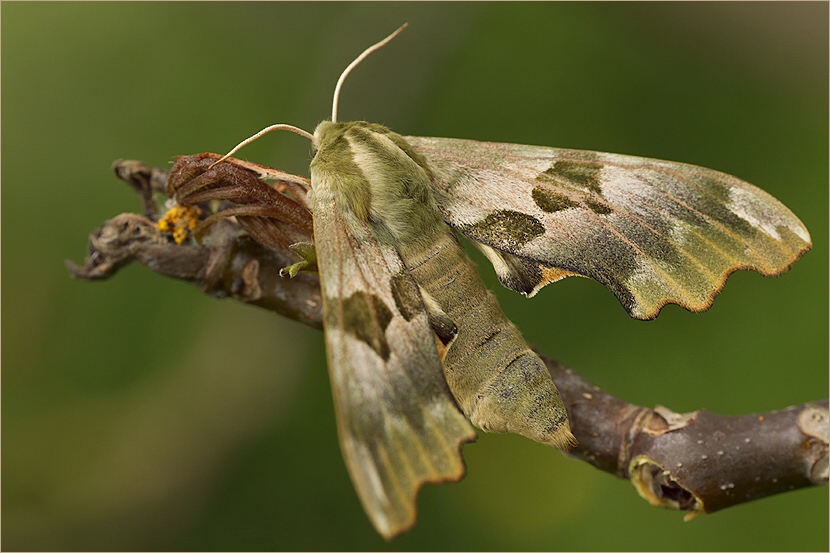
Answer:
[[164, 25, 811, 539]]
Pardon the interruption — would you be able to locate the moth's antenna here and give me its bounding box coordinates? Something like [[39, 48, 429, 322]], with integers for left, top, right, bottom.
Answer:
[[210, 124, 314, 168], [210, 23, 407, 168], [331, 23, 408, 123]]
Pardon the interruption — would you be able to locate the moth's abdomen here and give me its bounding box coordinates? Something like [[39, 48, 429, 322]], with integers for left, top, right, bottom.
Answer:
[[402, 232, 575, 450]]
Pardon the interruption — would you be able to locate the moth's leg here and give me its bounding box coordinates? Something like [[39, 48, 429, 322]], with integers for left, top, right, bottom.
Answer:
[[161, 154, 314, 254], [280, 242, 318, 278]]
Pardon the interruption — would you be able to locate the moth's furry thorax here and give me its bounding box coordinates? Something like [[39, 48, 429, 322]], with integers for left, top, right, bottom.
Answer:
[[311, 121, 444, 246]]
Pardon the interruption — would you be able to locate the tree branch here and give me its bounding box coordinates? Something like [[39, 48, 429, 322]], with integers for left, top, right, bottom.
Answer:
[[68, 158, 828, 521]]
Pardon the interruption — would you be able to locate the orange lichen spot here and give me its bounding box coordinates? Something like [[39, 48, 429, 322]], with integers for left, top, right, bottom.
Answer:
[[158, 205, 202, 244]]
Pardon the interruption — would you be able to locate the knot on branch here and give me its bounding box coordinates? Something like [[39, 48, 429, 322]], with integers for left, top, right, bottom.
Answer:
[[66, 213, 170, 280], [798, 403, 829, 486]]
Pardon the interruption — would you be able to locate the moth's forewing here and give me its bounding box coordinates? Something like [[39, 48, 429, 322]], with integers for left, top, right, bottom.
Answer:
[[310, 170, 475, 539], [408, 137, 811, 320]]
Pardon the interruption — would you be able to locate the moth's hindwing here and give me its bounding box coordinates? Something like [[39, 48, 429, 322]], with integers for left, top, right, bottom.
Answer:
[[311, 172, 476, 539], [408, 137, 812, 320]]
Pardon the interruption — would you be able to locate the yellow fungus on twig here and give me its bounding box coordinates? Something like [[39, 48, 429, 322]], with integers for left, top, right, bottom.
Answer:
[[157, 205, 203, 244]]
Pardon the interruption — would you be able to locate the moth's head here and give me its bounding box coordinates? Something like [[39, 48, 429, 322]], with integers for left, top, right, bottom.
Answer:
[[311, 121, 336, 158], [309, 121, 372, 176], [311, 120, 363, 158]]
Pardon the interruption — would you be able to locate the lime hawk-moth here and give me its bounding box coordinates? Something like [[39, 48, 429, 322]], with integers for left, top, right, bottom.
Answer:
[[164, 25, 811, 538]]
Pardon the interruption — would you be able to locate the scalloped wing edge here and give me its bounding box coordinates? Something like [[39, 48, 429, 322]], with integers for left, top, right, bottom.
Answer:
[[407, 136, 812, 320]]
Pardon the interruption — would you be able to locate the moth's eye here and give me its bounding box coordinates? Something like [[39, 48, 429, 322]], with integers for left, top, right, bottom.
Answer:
[[311, 147, 318, 158]]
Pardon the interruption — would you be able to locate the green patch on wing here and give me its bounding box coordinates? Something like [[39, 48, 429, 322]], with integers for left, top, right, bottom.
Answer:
[[684, 173, 757, 237], [389, 272, 422, 322], [533, 160, 611, 215], [584, 198, 612, 215], [532, 186, 579, 212], [342, 291, 393, 361], [460, 210, 545, 248], [540, 160, 605, 195]]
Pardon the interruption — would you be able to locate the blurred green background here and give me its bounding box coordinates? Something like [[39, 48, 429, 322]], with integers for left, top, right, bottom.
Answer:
[[3, 2, 827, 551]]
